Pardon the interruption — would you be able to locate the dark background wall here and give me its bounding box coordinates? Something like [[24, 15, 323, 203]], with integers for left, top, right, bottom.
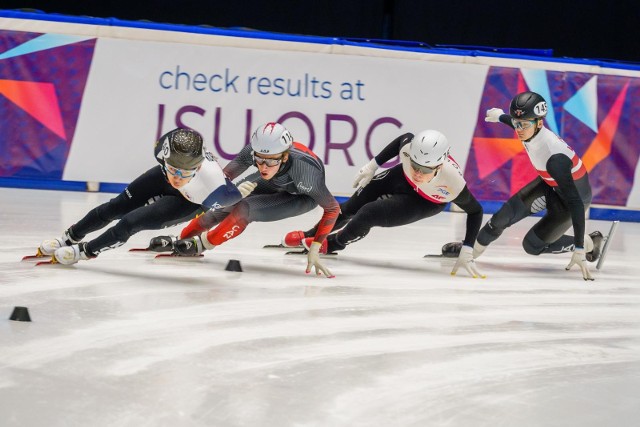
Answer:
[[2, 0, 639, 62]]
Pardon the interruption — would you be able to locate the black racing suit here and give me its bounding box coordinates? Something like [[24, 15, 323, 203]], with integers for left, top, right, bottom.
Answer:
[[304, 133, 483, 253], [66, 152, 240, 257]]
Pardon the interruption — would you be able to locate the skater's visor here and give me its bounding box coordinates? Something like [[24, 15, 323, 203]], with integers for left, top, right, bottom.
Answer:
[[409, 159, 438, 174], [511, 119, 536, 130], [254, 154, 284, 167], [164, 164, 198, 178]]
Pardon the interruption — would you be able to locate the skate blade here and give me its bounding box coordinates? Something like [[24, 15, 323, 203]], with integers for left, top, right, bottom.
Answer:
[[424, 250, 461, 258], [285, 249, 307, 255], [263, 244, 302, 249], [35, 257, 59, 266], [22, 254, 46, 261], [596, 220, 619, 271], [22, 248, 47, 261], [284, 249, 337, 257], [154, 253, 204, 259]]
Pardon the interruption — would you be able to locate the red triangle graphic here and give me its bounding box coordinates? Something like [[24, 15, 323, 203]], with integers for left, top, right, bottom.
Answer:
[[473, 137, 525, 179], [0, 79, 67, 140]]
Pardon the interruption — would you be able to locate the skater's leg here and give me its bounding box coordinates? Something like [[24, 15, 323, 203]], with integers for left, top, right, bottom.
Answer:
[[331, 194, 444, 252], [85, 196, 200, 256]]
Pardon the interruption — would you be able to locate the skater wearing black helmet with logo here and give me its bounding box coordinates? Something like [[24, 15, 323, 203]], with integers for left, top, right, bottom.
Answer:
[[446, 91, 603, 280], [35, 128, 242, 265]]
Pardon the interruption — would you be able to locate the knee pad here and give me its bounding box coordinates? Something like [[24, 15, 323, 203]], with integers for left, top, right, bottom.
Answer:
[[522, 231, 547, 255]]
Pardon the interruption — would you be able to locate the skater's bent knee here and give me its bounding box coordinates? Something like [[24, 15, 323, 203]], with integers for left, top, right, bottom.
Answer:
[[523, 232, 546, 255]]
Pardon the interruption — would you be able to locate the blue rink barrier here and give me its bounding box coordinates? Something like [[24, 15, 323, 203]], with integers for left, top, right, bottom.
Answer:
[[0, 177, 126, 193], [2, 177, 639, 223]]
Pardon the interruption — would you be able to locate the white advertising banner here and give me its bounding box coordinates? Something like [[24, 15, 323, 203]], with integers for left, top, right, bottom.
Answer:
[[64, 37, 489, 196]]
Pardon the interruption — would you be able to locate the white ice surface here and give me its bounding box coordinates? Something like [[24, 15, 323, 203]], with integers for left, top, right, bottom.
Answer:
[[1, 188, 639, 427]]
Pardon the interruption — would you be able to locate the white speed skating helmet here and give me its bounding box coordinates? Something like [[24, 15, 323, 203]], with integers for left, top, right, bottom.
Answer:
[[409, 130, 450, 167], [251, 122, 293, 155]]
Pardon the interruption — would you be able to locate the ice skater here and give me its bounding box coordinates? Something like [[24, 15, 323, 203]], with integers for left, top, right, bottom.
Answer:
[[447, 91, 603, 280], [151, 122, 340, 278], [282, 129, 486, 278], [36, 128, 243, 265]]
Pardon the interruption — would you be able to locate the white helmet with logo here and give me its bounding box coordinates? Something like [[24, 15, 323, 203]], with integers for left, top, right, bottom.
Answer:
[[409, 130, 450, 167], [251, 122, 293, 155]]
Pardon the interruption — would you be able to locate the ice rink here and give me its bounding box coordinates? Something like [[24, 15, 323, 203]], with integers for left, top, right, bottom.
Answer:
[[1, 187, 639, 427]]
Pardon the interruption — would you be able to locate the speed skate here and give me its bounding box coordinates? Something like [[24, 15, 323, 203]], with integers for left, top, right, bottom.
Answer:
[[424, 241, 461, 258], [126, 245, 206, 258], [154, 253, 204, 259]]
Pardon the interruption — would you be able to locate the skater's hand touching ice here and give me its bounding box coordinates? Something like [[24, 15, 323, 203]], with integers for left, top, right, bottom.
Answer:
[[566, 247, 594, 281], [306, 241, 335, 278], [451, 245, 486, 278]]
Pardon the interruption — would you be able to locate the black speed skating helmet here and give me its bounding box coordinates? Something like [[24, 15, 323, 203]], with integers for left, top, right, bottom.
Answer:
[[509, 91, 548, 120], [158, 128, 204, 170]]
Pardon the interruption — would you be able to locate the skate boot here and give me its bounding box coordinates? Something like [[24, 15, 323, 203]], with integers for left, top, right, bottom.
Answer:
[[53, 243, 91, 265], [148, 235, 177, 252], [282, 230, 306, 248], [586, 231, 603, 262], [302, 237, 328, 254], [38, 229, 79, 256], [39, 238, 66, 256], [441, 242, 462, 258], [173, 236, 206, 256]]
